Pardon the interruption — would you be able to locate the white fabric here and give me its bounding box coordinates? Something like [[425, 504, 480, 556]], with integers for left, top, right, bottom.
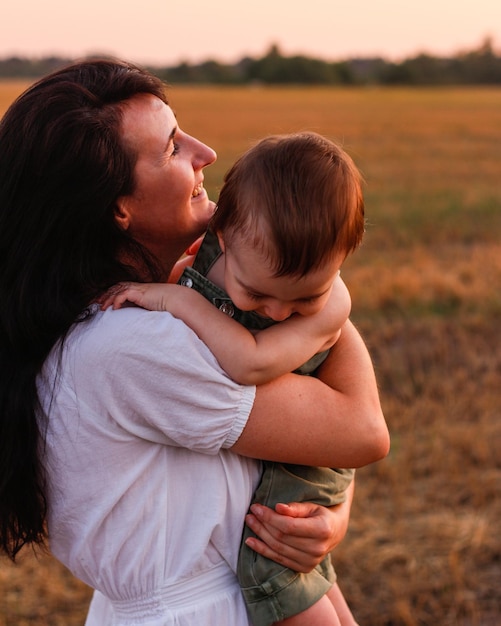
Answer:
[[38, 306, 260, 626]]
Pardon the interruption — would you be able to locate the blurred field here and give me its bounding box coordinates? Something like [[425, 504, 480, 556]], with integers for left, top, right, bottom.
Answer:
[[1, 82, 500, 625]]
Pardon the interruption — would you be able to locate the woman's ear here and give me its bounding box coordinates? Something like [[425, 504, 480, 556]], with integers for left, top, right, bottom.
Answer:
[[114, 197, 131, 231]]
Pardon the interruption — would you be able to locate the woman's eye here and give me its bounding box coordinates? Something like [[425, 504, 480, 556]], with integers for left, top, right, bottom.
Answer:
[[171, 142, 180, 156]]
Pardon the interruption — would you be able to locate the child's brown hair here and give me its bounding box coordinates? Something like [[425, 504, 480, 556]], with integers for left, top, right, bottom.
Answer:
[[212, 131, 365, 278]]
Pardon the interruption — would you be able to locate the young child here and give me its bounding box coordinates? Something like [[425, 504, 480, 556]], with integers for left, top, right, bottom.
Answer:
[[103, 132, 366, 626]]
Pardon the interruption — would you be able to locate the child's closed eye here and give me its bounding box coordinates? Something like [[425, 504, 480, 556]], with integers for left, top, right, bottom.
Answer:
[[246, 292, 263, 301]]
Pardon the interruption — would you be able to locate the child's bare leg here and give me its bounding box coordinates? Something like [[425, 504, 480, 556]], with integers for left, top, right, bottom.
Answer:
[[274, 594, 341, 626], [326, 583, 359, 626]]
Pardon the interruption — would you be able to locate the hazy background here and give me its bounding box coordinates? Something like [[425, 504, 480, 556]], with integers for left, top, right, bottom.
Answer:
[[1, 0, 500, 65]]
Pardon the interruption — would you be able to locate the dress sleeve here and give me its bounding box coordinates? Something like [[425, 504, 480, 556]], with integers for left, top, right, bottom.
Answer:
[[69, 307, 256, 454]]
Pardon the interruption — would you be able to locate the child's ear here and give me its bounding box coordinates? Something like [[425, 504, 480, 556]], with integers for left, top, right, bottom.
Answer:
[[216, 231, 226, 253]]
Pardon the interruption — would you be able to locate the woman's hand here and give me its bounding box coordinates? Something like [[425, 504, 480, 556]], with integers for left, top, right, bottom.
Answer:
[[244, 482, 354, 573]]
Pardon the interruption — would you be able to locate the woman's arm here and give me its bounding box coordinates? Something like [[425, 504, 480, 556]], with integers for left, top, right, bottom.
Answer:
[[232, 319, 389, 468], [101, 277, 351, 385], [102, 286, 388, 467]]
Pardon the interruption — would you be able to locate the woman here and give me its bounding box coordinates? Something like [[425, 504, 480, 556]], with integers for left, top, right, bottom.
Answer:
[[0, 60, 389, 625]]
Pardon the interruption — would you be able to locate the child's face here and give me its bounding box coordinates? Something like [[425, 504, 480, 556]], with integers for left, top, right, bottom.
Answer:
[[219, 235, 344, 322]]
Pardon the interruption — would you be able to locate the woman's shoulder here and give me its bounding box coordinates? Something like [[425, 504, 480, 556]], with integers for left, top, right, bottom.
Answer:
[[72, 303, 186, 339], [67, 304, 210, 365], [51, 304, 256, 451]]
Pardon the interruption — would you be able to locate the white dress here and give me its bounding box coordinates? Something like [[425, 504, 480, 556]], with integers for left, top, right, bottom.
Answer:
[[38, 306, 261, 626]]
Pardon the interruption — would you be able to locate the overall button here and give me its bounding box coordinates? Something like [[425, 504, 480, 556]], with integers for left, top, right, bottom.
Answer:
[[180, 277, 193, 288], [219, 302, 234, 317]]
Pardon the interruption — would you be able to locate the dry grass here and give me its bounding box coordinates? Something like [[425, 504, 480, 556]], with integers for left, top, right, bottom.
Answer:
[[0, 550, 92, 626], [337, 315, 501, 626], [0, 82, 500, 625]]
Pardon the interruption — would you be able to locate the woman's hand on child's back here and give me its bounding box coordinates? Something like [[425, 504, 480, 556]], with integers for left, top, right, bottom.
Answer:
[[326, 274, 352, 335]]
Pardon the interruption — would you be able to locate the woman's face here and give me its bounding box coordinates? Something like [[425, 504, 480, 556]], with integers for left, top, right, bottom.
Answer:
[[115, 93, 217, 274]]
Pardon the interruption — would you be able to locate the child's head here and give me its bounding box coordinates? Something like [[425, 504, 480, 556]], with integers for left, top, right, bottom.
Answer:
[[211, 131, 365, 279]]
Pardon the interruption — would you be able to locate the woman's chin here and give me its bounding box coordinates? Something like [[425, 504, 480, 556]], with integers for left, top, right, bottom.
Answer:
[[193, 196, 216, 224]]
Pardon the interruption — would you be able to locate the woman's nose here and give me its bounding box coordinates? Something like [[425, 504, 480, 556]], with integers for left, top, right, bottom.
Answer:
[[194, 138, 217, 168]]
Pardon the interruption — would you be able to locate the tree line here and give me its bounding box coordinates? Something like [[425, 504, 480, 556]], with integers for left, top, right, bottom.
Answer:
[[1, 38, 500, 85]]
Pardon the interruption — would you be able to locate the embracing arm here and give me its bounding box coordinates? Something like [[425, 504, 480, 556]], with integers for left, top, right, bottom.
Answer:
[[102, 287, 387, 466], [232, 319, 389, 468], [101, 277, 351, 385], [236, 324, 379, 567]]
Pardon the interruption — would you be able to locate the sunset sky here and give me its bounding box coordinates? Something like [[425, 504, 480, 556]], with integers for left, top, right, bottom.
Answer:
[[1, 0, 500, 65]]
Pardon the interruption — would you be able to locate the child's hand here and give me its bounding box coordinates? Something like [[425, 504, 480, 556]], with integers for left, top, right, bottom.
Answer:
[[184, 236, 204, 257], [100, 282, 181, 312], [168, 236, 204, 283]]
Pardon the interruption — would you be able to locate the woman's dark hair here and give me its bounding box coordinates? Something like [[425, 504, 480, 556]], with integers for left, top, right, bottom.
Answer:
[[0, 59, 168, 559]]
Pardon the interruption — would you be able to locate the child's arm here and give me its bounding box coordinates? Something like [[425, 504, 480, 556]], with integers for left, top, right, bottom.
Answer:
[[101, 276, 351, 385]]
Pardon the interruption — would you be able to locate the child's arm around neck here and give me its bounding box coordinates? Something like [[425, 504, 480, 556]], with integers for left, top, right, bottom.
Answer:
[[100, 276, 351, 385]]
